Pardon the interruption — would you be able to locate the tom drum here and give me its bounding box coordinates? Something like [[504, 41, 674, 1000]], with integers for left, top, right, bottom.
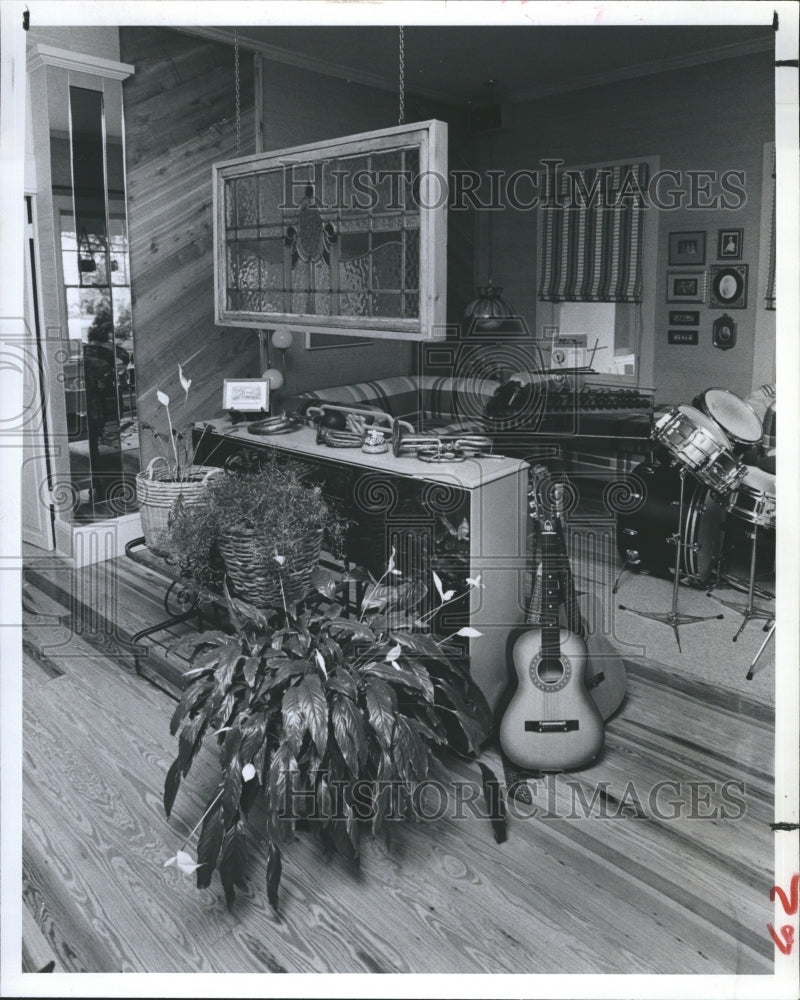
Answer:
[[691, 387, 763, 449], [727, 465, 777, 529]]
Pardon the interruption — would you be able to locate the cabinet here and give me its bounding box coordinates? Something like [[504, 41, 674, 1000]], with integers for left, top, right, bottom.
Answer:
[[193, 420, 529, 714]]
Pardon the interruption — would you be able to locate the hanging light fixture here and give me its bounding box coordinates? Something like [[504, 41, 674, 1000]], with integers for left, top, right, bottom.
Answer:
[[463, 80, 514, 331]]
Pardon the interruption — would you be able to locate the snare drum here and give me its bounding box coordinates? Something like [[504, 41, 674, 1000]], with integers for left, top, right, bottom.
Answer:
[[727, 465, 777, 528], [653, 405, 745, 495], [691, 387, 763, 449]]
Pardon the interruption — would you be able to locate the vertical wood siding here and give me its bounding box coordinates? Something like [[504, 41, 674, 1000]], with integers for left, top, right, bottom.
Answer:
[[120, 28, 260, 467]]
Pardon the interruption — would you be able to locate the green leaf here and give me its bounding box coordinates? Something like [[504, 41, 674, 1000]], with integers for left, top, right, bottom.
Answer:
[[269, 741, 298, 822], [228, 595, 272, 631], [389, 630, 446, 658], [266, 841, 282, 911], [169, 678, 207, 736], [242, 656, 260, 688], [326, 670, 358, 701], [239, 715, 267, 763], [195, 800, 223, 889], [328, 618, 376, 642], [311, 565, 339, 599], [222, 757, 243, 829], [362, 661, 435, 703], [213, 644, 243, 696], [332, 695, 366, 775], [178, 713, 206, 777], [407, 711, 447, 746], [219, 821, 248, 909], [163, 758, 182, 818], [364, 677, 396, 753], [220, 723, 243, 770], [434, 678, 490, 755], [394, 715, 430, 780], [297, 673, 328, 758], [281, 682, 305, 756]]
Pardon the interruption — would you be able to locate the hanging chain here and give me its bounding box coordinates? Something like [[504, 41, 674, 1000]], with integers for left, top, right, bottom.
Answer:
[[234, 30, 241, 156], [398, 25, 405, 125]]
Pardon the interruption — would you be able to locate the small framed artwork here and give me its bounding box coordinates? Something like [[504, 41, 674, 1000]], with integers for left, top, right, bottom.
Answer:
[[668, 231, 706, 266], [666, 270, 706, 304], [709, 264, 748, 309], [717, 228, 743, 260], [668, 329, 699, 345], [712, 313, 737, 351], [668, 310, 700, 326], [223, 378, 270, 411]]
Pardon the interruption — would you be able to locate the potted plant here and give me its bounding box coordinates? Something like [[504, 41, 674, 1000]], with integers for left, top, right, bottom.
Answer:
[[136, 364, 221, 556], [162, 554, 495, 910], [167, 457, 347, 606]]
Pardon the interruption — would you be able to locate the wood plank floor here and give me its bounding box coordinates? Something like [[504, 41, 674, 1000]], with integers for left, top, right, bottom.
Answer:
[[20, 546, 778, 976]]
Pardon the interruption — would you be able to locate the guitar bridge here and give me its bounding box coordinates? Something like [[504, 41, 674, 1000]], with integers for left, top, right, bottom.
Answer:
[[525, 720, 579, 733]]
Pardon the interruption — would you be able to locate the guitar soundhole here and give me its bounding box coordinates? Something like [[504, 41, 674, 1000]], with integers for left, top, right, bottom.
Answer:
[[530, 656, 571, 692], [538, 658, 565, 684]]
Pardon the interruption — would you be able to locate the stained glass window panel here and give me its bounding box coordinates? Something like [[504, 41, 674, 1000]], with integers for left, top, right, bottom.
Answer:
[[214, 120, 447, 340]]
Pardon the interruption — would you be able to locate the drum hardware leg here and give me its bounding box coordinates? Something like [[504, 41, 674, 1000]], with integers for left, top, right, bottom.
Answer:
[[708, 524, 773, 641], [612, 550, 641, 594], [746, 620, 775, 680], [619, 467, 724, 653]]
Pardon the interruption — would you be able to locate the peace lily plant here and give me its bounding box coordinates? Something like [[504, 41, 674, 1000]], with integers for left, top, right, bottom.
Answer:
[[162, 546, 495, 911], [140, 363, 215, 480]]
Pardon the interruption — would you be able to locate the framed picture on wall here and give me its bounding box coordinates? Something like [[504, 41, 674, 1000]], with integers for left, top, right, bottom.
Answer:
[[717, 228, 743, 260], [668, 231, 706, 266], [709, 264, 748, 309], [666, 270, 706, 304]]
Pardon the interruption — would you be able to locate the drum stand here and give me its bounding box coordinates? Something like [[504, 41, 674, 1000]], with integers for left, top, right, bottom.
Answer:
[[708, 523, 773, 642], [746, 620, 775, 680], [619, 465, 723, 652]]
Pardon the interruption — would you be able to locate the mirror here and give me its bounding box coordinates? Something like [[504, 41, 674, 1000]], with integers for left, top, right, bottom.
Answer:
[[52, 83, 138, 521]]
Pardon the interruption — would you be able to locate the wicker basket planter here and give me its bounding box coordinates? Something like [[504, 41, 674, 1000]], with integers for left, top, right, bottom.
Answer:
[[135, 457, 220, 557], [218, 526, 323, 607]]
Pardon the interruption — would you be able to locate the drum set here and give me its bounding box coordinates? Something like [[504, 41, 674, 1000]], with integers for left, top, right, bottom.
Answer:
[[617, 387, 775, 651]]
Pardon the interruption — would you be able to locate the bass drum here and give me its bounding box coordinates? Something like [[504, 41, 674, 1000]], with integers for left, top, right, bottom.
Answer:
[[616, 462, 726, 586]]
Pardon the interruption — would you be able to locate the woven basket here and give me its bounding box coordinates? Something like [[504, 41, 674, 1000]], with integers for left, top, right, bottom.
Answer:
[[135, 457, 220, 557], [218, 526, 323, 607]]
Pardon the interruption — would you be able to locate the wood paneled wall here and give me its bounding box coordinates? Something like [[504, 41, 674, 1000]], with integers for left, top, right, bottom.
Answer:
[[120, 29, 261, 468]]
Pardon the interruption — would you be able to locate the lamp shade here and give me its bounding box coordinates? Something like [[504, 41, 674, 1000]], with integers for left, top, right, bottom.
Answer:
[[271, 327, 293, 351], [262, 368, 284, 391], [463, 284, 515, 330]]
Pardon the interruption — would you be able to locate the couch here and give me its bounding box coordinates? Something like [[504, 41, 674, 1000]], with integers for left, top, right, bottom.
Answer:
[[283, 374, 503, 435]]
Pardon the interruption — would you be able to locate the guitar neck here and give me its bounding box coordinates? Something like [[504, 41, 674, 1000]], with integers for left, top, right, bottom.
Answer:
[[526, 512, 585, 640], [538, 524, 567, 657]]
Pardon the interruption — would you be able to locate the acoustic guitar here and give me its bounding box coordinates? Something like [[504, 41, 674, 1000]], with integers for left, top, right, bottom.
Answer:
[[499, 480, 605, 772], [525, 465, 627, 721]]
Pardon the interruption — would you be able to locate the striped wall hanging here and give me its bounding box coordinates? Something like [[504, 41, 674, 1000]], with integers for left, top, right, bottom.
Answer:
[[538, 162, 650, 304]]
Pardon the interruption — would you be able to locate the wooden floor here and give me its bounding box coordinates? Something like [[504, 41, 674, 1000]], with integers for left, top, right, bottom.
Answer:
[[20, 544, 777, 976]]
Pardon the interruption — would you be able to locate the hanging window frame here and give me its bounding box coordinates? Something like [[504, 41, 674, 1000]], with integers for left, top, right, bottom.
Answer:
[[212, 119, 448, 341]]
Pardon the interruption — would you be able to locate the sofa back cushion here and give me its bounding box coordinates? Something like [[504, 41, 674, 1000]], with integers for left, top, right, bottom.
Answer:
[[285, 375, 500, 427]]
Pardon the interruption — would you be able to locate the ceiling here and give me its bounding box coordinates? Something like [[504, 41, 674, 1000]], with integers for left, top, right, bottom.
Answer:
[[189, 23, 774, 106]]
